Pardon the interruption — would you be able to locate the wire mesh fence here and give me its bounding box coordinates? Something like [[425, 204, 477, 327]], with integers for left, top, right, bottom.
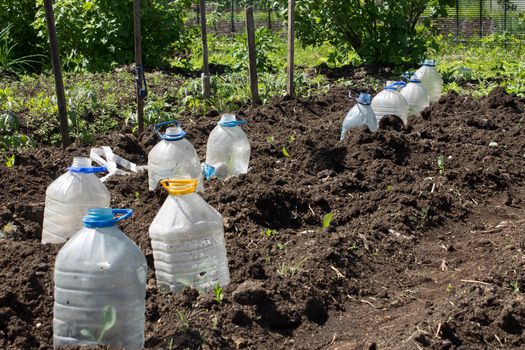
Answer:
[[426, 0, 525, 38], [192, 0, 525, 38]]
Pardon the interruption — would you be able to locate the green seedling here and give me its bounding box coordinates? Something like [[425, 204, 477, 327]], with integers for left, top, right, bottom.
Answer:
[[277, 257, 309, 278], [282, 147, 290, 158], [437, 154, 446, 175], [510, 280, 520, 293], [4, 154, 15, 167], [276, 242, 286, 251], [288, 134, 296, 142], [80, 305, 116, 343], [266, 135, 274, 144], [261, 228, 277, 237], [446, 283, 454, 293], [134, 191, 140, 200], [176, 310, 191, 334], [213, 284, 223, 304], [322, 212, 334, 229], [410, 207, 430, 229], [386, 184, 394, 191]]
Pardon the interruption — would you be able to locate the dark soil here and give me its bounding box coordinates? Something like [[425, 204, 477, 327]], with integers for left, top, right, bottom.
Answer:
[[0, 86, 524, 349]]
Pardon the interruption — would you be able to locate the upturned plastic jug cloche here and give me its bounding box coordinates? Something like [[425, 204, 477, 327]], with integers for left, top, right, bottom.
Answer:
[[341, 92, 378, 141]]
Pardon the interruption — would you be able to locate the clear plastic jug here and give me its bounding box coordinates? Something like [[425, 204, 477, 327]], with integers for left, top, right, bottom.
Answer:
[[204, 113, 250, 180], [400, 76, 430, 117], [341, 92, 377, 140], [53, 208, 147, 349], [371, 81, 409, 125], [415, 59, 443, 103], [42, 157, 110, 244], [148, 120, 203, 191], [149, 179, 230, 293]]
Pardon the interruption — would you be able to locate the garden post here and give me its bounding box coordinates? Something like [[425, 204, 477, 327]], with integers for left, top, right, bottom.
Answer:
[[43, 0, 69, 149], [231, 0, 235, 32], [456, 0, 459, 42], [246, 6, 261, 105], [200, 0, 211, 99], [133, 0, 145, 135], [503, 1, 507, 32], [479, 0, 483, 37], [287, 0, 295, 96]]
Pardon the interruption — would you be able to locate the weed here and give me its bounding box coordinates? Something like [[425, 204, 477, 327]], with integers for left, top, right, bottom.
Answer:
[[4, 154, 14, 167], [0, 222, 18, 239], [322, 212, 334, 229], [287, 134, 296, 142], [266, 135, 274, 144], [276, 242, 286, 251], [410, 207, 430, 229], [276, 257, 309, 278], [176, 310, 191, 334], [437, 154, 446, 175], [134, 191, 140, 201], [510, 280, 520, 293], [261, 255, 271, 263], [213, 284, 223, 304], [282, 147, 290, 158], [446, 283, 454, 293], [386, 184, 394, 191]]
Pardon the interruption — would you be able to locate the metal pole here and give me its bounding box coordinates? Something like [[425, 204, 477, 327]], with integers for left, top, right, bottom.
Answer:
[[287, 0, 295, 96], [245, 6, 260, 105], [200, 0, 211, 99], [43, 0, 69, 149], [133, 0, 144, 135]]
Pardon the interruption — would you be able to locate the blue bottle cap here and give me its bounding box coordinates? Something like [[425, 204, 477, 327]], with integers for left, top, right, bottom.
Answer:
[[423, 59, 436, 67], [83, 208, 133, 228], [357, 92, 371, 105]]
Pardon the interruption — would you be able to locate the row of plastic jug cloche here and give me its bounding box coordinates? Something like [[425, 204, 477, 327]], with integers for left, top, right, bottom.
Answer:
[[341, 59, 443, 140], [44, 114, 248, 348]]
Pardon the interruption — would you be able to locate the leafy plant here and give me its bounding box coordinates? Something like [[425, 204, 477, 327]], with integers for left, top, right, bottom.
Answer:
[[510, 280, 520, 293], [80, 305, 117, 343], [322, 212, 333, 229], [437, 154, 446, 175], [0, 111, 19, 132], [276, 257, 309, 278], [282, 146, 290, 158], [0, 24, 42, 76], [410, 207, 430, 229], [213, 284, 224, 304]]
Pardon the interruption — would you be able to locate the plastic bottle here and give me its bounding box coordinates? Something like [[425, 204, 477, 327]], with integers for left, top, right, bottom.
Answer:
[[371, 81, 409, 125], [148, 120, 203, 191], [400, 76, 430, 117], [340, 92, 377, 141], [204, 113, 250, 180], [53, 208, 147, 349], [149, 179, 230, 293], [415, 59, 443, 103], [42, 157, 110, 244]]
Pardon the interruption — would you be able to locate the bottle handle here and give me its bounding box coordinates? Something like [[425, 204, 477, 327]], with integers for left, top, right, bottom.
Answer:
[[218, 120, 247, 127], [68, 166, 108, 173], [154, 120, 186, 140], [385, 81, 407, 90], [112, 208, 133, 223], [160, 179, 198, 195]]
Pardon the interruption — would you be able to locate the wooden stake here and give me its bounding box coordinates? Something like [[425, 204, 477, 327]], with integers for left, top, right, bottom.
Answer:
[[286, 0, 295, 96], [43, 0, 69, 149], [200, 0, 211, 99], [245, 6, 260, 105], [133, 0, 145, 135]]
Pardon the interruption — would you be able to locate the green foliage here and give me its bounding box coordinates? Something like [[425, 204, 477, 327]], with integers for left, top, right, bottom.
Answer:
[[282, 146, 290, 157], [0, 25, 42, 76], [213, 284, 224, 304], [262, 228, 277, 237], [33, 0, 193, 71], [292, 0, 455, 65], [322, 212, 333, 229]]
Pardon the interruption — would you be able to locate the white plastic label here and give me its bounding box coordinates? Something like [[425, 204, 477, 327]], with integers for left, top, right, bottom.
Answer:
[[90, 146, 147, 182]]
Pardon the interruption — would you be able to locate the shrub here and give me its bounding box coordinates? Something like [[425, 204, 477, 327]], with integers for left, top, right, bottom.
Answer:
[[33, 0, 193, 71], [291, 0, 455, 66]]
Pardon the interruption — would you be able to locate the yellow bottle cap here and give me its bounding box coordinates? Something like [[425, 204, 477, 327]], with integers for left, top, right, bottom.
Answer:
[[160, 179, 198, 195]]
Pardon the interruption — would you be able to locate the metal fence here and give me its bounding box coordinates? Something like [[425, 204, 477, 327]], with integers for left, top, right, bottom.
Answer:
[[193, 0, 525, 37], [425, 0, 525, 38]]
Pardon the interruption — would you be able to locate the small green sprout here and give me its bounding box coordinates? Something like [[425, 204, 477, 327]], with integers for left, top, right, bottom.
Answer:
[[261, 228, 277, 237], [510, 281, 520, 293], [4, 155, 15, 167], [322, 212, 334, 229], [437, 154, 446, 175], [386, 184, 394, 191], [266, 135, 274, 144], [80, 305, 116, 343], [282, 147, 290, 158], [276, 242, 286, 251], [134, 191, 140, 200], [288, 134, 296, 142], [213, 284, 223, 304], [446, 283, 454, 293]]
